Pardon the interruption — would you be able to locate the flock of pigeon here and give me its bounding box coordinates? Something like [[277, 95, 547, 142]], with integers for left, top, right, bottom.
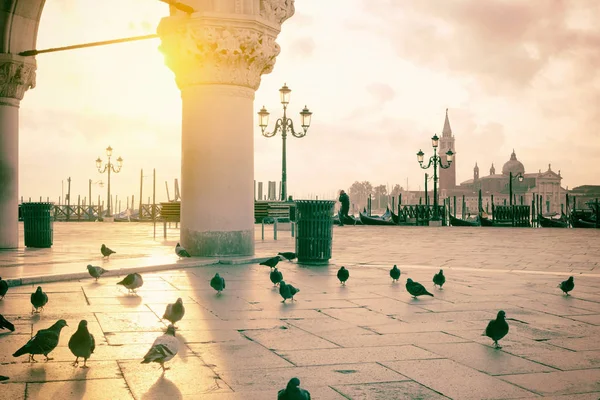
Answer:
[[0, 242, 578, 399]]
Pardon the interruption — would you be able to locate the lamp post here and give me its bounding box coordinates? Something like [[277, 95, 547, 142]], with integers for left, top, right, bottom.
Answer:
[[258, 83, 312, 201], [417, 134, 453, 221], [508, 171, 524, 206], [96, 146, 123, 217]]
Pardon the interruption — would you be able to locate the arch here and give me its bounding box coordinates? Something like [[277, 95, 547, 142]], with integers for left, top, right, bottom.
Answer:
[[0, 0, 45, 54]]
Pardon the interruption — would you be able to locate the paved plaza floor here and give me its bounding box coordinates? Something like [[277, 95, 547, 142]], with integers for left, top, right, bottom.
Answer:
[[1, 222, 600, 399]]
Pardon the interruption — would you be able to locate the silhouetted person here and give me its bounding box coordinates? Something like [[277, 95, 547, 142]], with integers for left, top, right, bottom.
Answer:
[[338, 190, 350, 226]]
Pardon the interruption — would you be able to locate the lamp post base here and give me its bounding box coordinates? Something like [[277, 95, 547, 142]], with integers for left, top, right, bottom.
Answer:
[[428, 220, 443, 227], [103, 217, 115, 223], [181, 228, 254, 257]]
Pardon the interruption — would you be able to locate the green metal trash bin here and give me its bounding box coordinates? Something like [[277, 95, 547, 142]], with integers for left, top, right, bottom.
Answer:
[[22, 202, 54, 248], [295, 200, 335, 265]]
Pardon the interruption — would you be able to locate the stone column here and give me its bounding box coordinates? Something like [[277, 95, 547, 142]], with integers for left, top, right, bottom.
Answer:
[[0, 54, 36, 249], [157, 0, 295, 256]]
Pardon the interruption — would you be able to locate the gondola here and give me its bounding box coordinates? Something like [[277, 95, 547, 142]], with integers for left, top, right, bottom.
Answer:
[[538, 214, 568, 228], [359, 210, 396, 226], [334, 213, 363, 225], [479, 212, 494, 227], [449, 214, 481, 227], [571, 218, 598, 229]]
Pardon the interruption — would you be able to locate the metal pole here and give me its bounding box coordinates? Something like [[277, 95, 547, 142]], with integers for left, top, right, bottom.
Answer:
[[281, 106, 288, 201], [139, 169, 143, 219], [509, 171, 513, 206], [107, 155, 112, 217], [153, 168, 156, 239], [89, 179, 92, 218], [433, 149, 439, 220], [424, 173, 428, 206]]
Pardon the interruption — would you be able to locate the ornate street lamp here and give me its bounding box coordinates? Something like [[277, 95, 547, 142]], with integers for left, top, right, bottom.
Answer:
[[258, 83, 312, 201], [96, 145, 123, 217], [417, 137, 453, 221], [509, 171, 524, 206]]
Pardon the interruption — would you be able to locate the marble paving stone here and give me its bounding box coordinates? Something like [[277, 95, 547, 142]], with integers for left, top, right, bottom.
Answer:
[[241, 326, 339, 351], [189, 386, 346, 400], [278, 344, 440, 366], [47, 343, 157, 363], [218, 362, 409, 392], [0, 383, 26, 400], [547, 337, 600, 351], [324, 330, 467, 348], [564, 314, 600, 325], [382, 359, 538, 400], [347, 297, 431, 315], [173, 318, 283, 332], [369, 320, 481, 334], [145, 302, 219, 321], [319, 307, 399, 326], [396, 310, 497, 324], [286, 316, 366, 333], [119, 357, 232, 398], [523, 350, 600, 370], [501, 369, 600, 395], [95, 312, 165, 333], [333, 380, 449, 400], [420, 342, 556, 375], [32, 317, 104, 347], [0, 333, 37, 363], [519, 393, 600, 400], [187, 340, 292, 371], [1, 361, 122, 383], [25, 378, 133, 400]]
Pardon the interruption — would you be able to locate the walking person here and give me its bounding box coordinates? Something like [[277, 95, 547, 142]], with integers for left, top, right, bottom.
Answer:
[[338, 189, 350, 226]]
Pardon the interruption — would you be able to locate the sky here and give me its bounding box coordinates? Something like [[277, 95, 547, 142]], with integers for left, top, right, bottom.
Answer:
[[18, 0, 600, 206]]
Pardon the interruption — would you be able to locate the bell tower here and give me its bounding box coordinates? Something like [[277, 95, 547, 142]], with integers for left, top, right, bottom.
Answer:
[[439, 109, 456, 191]]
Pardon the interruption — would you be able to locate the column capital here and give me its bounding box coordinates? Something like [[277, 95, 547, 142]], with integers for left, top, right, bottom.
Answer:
[[157, 0, 295, 90], [0, 54, 36, 102]]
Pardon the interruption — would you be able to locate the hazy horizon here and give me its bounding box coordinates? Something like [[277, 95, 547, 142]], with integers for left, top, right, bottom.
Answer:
[[17, 0, 600, 205]]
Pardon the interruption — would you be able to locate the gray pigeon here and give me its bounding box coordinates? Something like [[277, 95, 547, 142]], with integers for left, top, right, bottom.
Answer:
[[31, 286, 48, 313], [101, 244, 116, 258], [260, 256, 281, 270], [279, 280, 300, 303], [68, 320, 95, 368], [278, 252, 296, 261], [117, 273, 144, 294], [141, 324, 179, 373], [270, 268, 283, 286], [390, 265, 401, 282], [0, 376, 8, 381], [210, 273, 226, 294], [0, 276, 8, 299], [484, 310, 509, 349], [337, 266, 349, 285], [87, 264, 108, 281], [13, 319, 68, 362], [163, 298, 185, 326], [175, 243, 191, 258], [405, 278, 434, 298], [278, 377, 311, 400], [558, 276, 574, 296], [433, 269, 446, 289], [0, 313, 15, 332]]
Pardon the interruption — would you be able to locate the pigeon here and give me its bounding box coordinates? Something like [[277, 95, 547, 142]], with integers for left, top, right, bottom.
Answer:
[[390, 265, 401, 282], [117, 273, 144, 294], [279, 280, 300, 303], [101, 244, 116, 258], [163, 298, 185, 327], [337, 266, 349, 285], [0, 276, 8, 299], [175, 243, 191, 258], [0, 376, 8, 381], [278, 252, 296, 261], [558, 276, 574, 296], [278, 377, 311, 400], [405, 278, 434, 298], [484, 310, 509, 349], [141, 324, 179, 373], [31, 286, 48, 313], [210, 273, 226, 294], [260, 255, 281, 270], [270, 268, 283, 286], [433, 269, 446, 289], [87, 264, 108, 281], [13, 319, 68, 362], [0, 314, 15, 332], [68, 320, 95, 368]]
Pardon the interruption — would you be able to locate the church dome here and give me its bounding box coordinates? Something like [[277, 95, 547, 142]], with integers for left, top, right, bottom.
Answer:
[[502, 150, 525, 176]]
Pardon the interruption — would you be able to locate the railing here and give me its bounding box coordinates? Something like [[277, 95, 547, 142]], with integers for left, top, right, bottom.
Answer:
[[492, 205, 531, 227], [397, 204, 446, 226]]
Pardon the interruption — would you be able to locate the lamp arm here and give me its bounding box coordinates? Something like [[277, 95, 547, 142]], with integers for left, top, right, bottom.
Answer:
[[97, 164, 108, 174], [111, 164, 122, 173], [419, 156, 434, 170], [439, 160, 452, 169], [288, 119, 307, 138], [262, 118, 282, 138]]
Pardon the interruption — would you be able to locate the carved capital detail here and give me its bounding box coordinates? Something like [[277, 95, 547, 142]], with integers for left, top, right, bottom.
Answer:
[[0, 58, 36, 101], [260, 0, 295, 25], [158, 18, 286, 90]]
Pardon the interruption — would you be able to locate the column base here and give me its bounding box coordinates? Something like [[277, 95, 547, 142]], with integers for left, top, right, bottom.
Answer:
[[181, 228, 254, 257]]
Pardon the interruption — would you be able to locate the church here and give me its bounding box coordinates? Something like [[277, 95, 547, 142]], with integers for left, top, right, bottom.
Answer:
[[437, 111, 566, 215]]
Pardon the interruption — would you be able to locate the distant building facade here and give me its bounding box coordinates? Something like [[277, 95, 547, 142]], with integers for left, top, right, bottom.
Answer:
[[438, 109, 456, 191]]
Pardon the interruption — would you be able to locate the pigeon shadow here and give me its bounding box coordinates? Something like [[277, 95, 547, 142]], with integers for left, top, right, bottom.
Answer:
[[142, 376, 182, 400], [117, 295, 143, 308]]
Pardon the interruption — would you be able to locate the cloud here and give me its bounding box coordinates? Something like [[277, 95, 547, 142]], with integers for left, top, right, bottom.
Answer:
[[366, 83, 395, 105], [288, 37, 316, 58]]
